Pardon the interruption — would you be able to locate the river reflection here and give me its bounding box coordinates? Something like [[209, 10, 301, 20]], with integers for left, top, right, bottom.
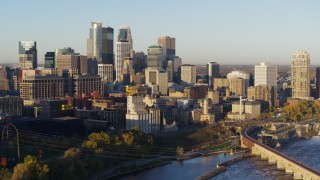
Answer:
[[117, 153, 240, 180], [117, 136, 320, 180]]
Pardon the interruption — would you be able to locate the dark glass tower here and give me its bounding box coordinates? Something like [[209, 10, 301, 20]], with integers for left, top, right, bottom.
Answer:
[[44, 52, 55, 68], [102, 27, 114, 64]]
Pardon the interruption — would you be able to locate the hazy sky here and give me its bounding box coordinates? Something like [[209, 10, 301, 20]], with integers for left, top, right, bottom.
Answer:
[[1, 0, 319, 65]]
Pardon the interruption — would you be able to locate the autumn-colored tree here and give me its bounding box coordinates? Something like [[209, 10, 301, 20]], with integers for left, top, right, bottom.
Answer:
[[176, 146, 184, 156], [11, 155, 49, 180]]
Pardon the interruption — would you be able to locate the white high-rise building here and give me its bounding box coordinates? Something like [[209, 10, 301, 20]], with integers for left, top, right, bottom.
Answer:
[[116, 26, 132, 82], [181, 64, 196, 84], [98, 64, 113, 83], [291, 50, 311, 100], [87, 22, 103, 63], [254, 62, 277, 87]]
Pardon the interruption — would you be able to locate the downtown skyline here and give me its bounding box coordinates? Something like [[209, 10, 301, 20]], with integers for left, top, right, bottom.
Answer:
[[1, 0, 320, 65]]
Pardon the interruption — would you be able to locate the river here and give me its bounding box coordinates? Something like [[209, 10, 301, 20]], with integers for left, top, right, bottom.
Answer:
[[117, 136, 320, 180]]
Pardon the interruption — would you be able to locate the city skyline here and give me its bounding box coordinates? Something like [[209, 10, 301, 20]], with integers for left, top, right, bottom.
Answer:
[[1, 0, 320, 65]]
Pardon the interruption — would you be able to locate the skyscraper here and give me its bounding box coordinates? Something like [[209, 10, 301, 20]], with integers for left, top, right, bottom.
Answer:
[[254, 62, 277, 87], [158, 36, 175, 59], [102, 27, 114, 64], [291, 50, 311, 100], [19, 41, 37, 69], [181, 64, 196, 84], [207, 62, 219, 89], [116, 26, 133, 81], [44, 52, 55, 68], [87, 22, 103, 63], [254, 62, 277, 107], [147, 45, 164, 69]]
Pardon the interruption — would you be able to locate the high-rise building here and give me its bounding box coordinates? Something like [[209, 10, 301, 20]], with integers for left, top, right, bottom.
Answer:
[[291, 50, 311, 100], [181, 64, 196, 84], [134, 51, 147, 73], [87, 22, 103, 63], [254, 62, 277, 107], [158, 36, 175, 59], [19, 41, 37, 69], [116, 26, 133, 81], [147, 45, 164, 69], [316, 67, 320, 99], [87, 22, 114, 64], [102, 27, 114, 64], [145, 68, 168, 95], [254, 62, 277, 87], [207, 62, 220, 89], [98, 64, 113, 83], [44, 52, 55, 68]]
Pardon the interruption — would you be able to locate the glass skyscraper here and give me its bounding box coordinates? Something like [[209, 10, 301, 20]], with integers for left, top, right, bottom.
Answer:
[[87, 22, 114, 64], [44, 52, 55, 68]]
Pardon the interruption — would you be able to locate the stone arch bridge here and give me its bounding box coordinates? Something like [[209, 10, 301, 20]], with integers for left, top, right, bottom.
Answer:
[[241, 124, 320, 180]]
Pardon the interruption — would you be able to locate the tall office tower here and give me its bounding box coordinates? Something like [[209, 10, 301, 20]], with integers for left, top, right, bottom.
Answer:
[[158, 36, 175, 59], [98, 64, 113, 83], [147, 45, 164, 69], [181, 64, 196, 84], [116, 26, 133, 81], [207, 62, 220, 89], [102, 27, 114, 64], [316, 67, 320, 99], [134, 51, 147, 73], [87, 22, 103, 63], [167, 60, 174, 82], [19, 41, 37, 69], [254, 62, 277, 87], [291, 50, 311, 100], [173, 57, 182, 83], [254, 62, 277, 106], [145, 68, 168, 95], [44, 52, 55, 68]]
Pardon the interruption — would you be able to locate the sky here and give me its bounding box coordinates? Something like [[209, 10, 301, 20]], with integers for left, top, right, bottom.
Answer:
[[0, 0, 319, 65]]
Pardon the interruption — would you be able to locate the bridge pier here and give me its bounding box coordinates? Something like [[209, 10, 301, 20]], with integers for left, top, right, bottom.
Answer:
[[260, 153, 268, 160], [268, 156, 276, 164], [293, 171, 302, 180], [277, 161, 285, 170]]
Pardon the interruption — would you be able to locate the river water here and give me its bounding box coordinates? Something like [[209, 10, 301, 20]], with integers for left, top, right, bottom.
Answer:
[[118, 136, 320, 180]]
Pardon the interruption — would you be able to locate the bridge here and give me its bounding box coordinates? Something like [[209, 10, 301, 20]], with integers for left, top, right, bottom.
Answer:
[[241, 123, 320, 180]]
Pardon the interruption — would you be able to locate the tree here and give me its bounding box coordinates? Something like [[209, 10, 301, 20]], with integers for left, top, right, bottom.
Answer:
[[176, 146, 184, 156], [64, 148, 80, 158], [11, 155, 49, 180], [81, 140, 97, 151], [0, 168, 12, 180]]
